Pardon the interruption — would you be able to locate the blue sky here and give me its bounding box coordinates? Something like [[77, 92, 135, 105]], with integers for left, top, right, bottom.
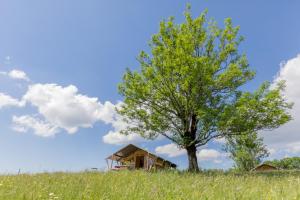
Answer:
[[0, 0, 300, 173]]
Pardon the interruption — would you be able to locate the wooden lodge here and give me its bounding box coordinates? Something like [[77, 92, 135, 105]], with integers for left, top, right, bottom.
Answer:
[[251, 163, 278, 172], [106, 144, 177, 171]]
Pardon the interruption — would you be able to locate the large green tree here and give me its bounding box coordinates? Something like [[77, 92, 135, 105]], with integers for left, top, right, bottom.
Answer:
[[225, 132, 269, 171], [118, 7, 292, 171]]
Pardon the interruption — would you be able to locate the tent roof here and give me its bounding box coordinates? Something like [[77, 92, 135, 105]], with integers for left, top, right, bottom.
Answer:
[[251, 163, 278, 171], [106, 144, 177, 168]]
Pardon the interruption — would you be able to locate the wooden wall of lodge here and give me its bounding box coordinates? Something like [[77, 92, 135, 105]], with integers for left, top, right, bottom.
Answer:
[[119, 149, 172, 169]]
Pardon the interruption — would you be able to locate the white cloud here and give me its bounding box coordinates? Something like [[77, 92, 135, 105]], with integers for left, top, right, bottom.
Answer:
[[0, 93, 24, 108], [267, 147, 276, 155], [21, 83, 104, 134], [155, 143, 228, 164], [155, 143, 186, 157], [0, 67, 146, 142], [285, 142, 300, 154], [261, 54, 300, 155], [155, 143, 227, 164], [101, 101, 144, 145], [103, 130, 143, 145], [12, 115, 59, 137], [0, 69, 30, 81], [8, 83, 143, 142], [197, 149, 222, 161], [8, 70, 30, 81]]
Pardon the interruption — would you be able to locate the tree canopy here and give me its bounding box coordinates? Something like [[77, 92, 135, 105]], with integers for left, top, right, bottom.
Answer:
[[265, 157, 300, 170], [225, 132, 269, 171], [118, 6, 292, 171]]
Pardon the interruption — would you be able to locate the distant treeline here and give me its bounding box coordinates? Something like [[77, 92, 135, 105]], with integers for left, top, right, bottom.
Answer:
[[265, 157, 300, 170]]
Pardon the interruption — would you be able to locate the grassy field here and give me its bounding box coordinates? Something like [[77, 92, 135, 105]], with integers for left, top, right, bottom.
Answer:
[[1, 170, 300, 200]]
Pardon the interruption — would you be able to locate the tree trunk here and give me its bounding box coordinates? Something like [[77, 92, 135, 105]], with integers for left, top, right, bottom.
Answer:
[[186, 144, 199, 172]]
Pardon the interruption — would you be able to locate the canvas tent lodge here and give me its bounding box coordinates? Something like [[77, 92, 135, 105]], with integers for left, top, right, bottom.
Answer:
[[251, 163, 278, 172], [106, 144, 177, 171]]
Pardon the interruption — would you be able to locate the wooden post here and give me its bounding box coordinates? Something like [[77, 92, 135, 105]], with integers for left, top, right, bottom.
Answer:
[[133, 152, 136, 169], [146, 152, 149, 170], [153, 157, 157, 171], [105, 159, 109, 170], [110, 158, 113, 169]]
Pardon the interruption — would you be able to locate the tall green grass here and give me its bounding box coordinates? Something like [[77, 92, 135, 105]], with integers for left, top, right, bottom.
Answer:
[[0, 170, 300, 199]]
